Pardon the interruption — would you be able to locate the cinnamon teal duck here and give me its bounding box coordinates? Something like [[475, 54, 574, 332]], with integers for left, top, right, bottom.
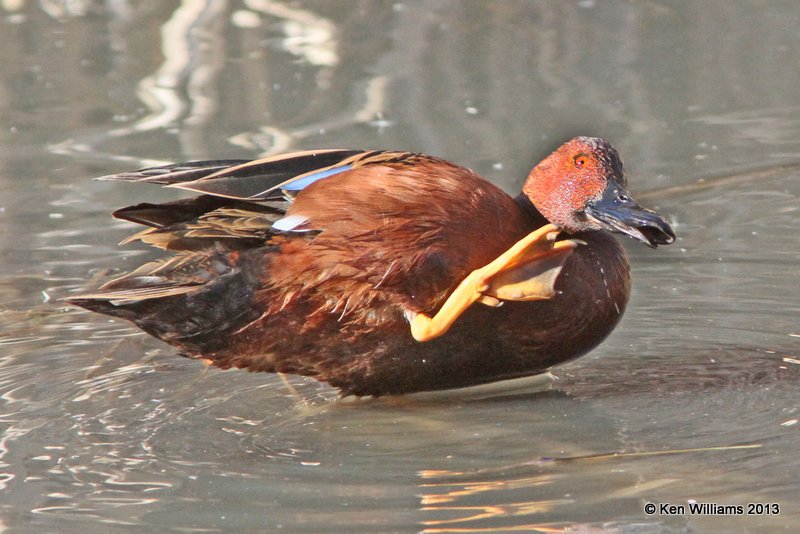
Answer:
[[69, 137, 675, 397]]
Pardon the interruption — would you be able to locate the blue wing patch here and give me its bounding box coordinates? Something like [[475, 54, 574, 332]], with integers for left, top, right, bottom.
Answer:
[[283, 164, 354, 191]]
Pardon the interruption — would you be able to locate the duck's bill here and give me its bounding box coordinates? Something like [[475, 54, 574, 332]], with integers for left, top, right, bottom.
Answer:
[[586, 186, 675, 248]]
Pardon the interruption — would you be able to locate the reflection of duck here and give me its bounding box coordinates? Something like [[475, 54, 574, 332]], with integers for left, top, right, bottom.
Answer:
[[69, 137, 674, 397]]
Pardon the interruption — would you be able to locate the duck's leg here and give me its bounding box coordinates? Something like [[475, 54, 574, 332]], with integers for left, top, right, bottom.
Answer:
[[407, 224, 579, 342]]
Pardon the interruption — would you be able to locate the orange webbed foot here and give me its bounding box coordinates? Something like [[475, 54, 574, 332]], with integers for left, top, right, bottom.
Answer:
[[407, 224, 580, 342]]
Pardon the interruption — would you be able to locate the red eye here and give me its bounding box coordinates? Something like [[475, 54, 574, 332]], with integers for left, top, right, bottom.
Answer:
[[574, 155, 588, 168]]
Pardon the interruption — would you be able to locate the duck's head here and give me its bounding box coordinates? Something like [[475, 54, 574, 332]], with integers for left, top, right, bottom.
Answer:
[[522, 136, 675, 248]]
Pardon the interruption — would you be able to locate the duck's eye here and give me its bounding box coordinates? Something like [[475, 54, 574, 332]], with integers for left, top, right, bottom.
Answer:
[[573, 155, 588, 168]]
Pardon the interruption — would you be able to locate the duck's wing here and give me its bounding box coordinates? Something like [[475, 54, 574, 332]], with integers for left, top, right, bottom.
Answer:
[[101, 149, 382, 200], [99, 150, 365, 249], [100, 149, 442, 200], [70, 150, 428, 325], [97, 160, 253, 185], [99, 150, 436, 249], [114, 200, 286, 251]]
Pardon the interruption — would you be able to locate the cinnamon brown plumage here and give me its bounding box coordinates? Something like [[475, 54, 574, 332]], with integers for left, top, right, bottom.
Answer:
[[69, 138, 674, 396]]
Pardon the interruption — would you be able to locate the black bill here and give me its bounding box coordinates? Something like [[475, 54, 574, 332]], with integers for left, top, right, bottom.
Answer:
[[585, 182, 675, 248]]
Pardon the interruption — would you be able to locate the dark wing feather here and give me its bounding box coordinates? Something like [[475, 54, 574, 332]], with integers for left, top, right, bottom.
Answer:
[[102, 150, 447, 250], [97, 149, 434, 201], [97, 160, 252, 184], [89, 149, 439, 252], [168, 149, 374, 200], [113, 196, 282, 228], [118, 207, 285, 251], [96, 150, 378, 199]]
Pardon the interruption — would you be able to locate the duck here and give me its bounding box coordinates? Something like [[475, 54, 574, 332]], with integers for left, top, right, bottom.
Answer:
[[68, 137, 675, 397]]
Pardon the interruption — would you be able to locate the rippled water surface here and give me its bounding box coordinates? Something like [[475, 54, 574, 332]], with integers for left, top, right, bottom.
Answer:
[[1, 2, 799, 532]]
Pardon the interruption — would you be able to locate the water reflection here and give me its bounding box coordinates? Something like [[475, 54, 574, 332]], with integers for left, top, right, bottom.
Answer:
[[418, 444, 767, 532], [46, 0, 392, 165]]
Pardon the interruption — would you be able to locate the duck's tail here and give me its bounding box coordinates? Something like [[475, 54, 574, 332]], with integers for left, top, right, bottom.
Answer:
[[67, 248, 269, 356]]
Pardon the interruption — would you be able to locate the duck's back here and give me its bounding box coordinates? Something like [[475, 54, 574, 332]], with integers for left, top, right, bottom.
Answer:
[[263, 159, 535, 319]]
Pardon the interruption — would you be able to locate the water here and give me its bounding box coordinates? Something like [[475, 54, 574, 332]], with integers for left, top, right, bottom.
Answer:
[[1, 1, 799, 532]]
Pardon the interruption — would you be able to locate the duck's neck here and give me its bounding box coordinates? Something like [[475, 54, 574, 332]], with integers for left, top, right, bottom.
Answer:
[[514, 193, 549, 227]]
